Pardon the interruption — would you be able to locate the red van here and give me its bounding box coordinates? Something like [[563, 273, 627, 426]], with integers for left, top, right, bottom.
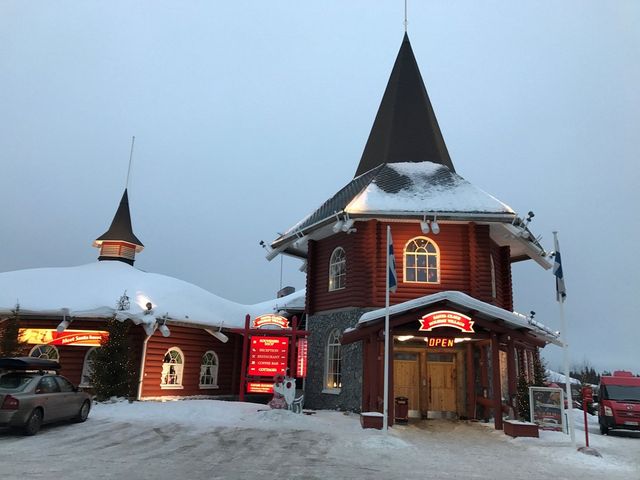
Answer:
[[598, 371, 640, 434]]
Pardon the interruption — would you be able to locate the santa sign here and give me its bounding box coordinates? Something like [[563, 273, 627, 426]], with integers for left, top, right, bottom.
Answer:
[[419, 311, 474, 333]]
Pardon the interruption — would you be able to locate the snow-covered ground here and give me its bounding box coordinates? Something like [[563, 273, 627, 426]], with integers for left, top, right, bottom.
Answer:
[[0, 400, 638, 480]]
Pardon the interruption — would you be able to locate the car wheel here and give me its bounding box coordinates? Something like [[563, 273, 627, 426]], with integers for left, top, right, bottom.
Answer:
[[23, 409, 43, 436], [75, 401, 90, 423], [599, 421, 608, 435]]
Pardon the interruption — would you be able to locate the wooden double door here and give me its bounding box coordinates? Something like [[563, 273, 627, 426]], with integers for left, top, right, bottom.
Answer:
[[394, 350, 457, 417]]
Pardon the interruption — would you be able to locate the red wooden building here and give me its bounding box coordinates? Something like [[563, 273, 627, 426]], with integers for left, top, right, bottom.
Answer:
[[0, 189, 304, 400], [267, 34, 560, 429]]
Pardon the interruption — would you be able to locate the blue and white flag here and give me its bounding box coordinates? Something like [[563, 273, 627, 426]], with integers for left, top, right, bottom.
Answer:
[[553, 233, 566, 302], [387, 227, 398, 294]]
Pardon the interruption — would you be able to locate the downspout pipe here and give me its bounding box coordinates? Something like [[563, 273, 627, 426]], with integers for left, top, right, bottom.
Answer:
[[137, 334, 152, 401]]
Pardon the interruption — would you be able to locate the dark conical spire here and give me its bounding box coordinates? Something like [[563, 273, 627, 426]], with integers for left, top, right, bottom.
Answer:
[[354, 33, 454, 177], [93, 189, 144, 265]]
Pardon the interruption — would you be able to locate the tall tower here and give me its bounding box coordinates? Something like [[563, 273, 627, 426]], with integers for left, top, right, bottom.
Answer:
[[268, 33, 552, 421]]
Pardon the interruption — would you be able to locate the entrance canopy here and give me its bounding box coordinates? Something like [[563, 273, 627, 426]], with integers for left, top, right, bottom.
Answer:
[[342, 291, 561, 346]]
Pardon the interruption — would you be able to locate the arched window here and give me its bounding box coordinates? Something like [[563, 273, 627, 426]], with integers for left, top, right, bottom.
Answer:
[[80, 347, 98, 387], [29, 345, 59, 361], [328, 247, 346, 291], [199, 351, 219, 389], [324, 329, 342, 392], [161, 347, 184, 388], [404, 237, 440, 283]]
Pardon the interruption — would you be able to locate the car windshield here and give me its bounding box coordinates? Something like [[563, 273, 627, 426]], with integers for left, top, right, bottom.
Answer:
[[0, 372, 37, 392], [603, 385, 640, 402]]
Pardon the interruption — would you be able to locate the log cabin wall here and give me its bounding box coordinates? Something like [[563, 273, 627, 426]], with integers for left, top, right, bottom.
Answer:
[[307, 220, 514, 313], [306, 220, 377, 314], [140, 325, 240, 398]]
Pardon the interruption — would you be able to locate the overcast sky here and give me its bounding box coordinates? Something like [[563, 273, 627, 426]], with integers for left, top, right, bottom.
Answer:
[[1, 1, 638, 374]]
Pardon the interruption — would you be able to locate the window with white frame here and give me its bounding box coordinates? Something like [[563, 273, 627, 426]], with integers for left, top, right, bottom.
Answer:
[[161, 347, 184, 388], [29, 344, 59, 361], [328, 247, 346, 291], [199, 351, 219, 389], [404, 237, 440, 283], [324, 329, 342, 392], [80, 347, 98, 387]]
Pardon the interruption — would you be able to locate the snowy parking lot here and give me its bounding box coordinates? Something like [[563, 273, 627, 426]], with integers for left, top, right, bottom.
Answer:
[[0, 400, 638, 480]]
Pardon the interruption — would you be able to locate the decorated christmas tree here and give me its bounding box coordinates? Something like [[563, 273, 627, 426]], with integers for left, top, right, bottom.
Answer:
[[0, 306, 28, 357], [91, 318, 137, 401]]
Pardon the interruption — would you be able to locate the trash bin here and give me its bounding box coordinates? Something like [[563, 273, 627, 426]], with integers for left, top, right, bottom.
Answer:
[[395, 396, 409, 424]]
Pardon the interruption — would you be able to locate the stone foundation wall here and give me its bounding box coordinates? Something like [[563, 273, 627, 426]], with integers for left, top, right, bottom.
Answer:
[[304, 309, 365, 412]]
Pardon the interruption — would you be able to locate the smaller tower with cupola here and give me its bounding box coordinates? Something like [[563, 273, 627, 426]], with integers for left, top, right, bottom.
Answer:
[[93, 189, 144, 265]]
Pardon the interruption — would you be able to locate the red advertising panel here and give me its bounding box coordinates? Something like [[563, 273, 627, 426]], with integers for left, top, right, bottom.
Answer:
[[247, 382, 274, 394], [419, 311, 475, 333], [296, 338, 308, 378], [19, 329, 109, 347], [248, 337, 289, 377]]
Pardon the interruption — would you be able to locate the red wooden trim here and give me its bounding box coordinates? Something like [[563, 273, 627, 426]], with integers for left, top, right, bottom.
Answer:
[[506, 338, 517, 400], [491, 333, 503, 430], [466, 342, 475, 419], [289, 316, 298, 376], [238, 315, 250, 402]]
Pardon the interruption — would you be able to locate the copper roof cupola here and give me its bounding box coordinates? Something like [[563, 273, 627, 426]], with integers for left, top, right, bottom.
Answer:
[[354, 33, 454, 177], [93, 189, 144, 265]]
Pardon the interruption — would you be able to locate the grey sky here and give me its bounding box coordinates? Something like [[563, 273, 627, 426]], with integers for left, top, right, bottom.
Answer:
[[1, 1, 638, 374]]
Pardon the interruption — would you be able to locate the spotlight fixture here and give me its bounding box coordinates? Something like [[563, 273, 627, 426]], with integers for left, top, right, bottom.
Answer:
[[332, 219, 345, 233], [142, 323, 156, 337], [158, 319, 171, 338], [56, 319, 70, 333], [341, 219, 355, 232], [56, 308, 71, 332], [420, 219, 430, 234], [431, 217, 440, 235]]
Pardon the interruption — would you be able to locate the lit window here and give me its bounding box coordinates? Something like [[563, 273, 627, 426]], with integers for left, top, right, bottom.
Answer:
[[404, 237, 439, 283], [80, 347, 98, 387], [199, 351, 219, 389], [324, 330, 342, 392], [29, 345, 59, 361], [328, 247, 346, 291], [161, 347, 184, 388]]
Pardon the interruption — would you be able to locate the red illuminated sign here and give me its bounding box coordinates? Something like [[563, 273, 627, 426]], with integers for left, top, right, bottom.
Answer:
[[419, 311, 474, 333], [247, 382, 274, 394], [248, 337, 289, 377], [426, 337, 454, 348], [296, 338, 308, 378], [253, 314, 290, 329], [19, 329, 109, 347]]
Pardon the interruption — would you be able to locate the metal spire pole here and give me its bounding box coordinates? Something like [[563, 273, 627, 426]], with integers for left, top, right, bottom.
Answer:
[[126, 136, 135, 189], [404, 0, 408, 32]]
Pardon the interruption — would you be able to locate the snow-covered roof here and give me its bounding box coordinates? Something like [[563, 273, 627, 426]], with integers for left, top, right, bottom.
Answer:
[[356, 290, 561, 346], [0, 261, 305, 330], [345, 162, 514, 216], [546, 369, 581, 385]]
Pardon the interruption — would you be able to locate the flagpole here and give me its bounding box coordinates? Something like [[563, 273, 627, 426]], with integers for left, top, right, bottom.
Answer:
[[559, 299, 575, 447], [554, 231, 575, 448], [383, 225, 391, 431]]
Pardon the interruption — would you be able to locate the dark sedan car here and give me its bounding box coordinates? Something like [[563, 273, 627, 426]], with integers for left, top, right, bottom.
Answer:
[[0, 357, 92, 435]]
